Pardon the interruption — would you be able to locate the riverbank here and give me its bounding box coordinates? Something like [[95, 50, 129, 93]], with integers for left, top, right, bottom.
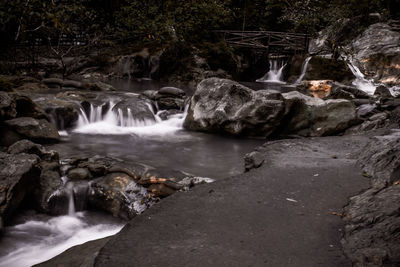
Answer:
[[38, 134, 372, 266]]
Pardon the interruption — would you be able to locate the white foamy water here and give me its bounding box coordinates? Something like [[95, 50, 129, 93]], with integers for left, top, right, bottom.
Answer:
[[256, 60, 286, 84], [0, 212, 123, 267], [74, 101, 188, 136], [346, 57, 377, 95], [294, 56, 312, 84]]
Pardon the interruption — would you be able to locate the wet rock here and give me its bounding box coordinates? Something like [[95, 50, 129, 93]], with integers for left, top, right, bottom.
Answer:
[[7, 139, 58, 161], [42, 78, 63, 88], [141, 90, 157, 100], [357, 104, 377, 118], [15, 82, 48, 93], [62, 80, 83, 89], [7, 139, 61, 212], [184, 78, 286, 137], [158, 109, 181, 121], [157, 97, 185, 110], [327, 82, 371, 100], [147, 184, 176, 198], [0, 91, 16, 120], [4, 117, 60, 144], [0, 152, 41, 225], [36, 160, 62, 212], [244, 151, 264, 172], [67, 168, 91, 180], [281, 91, 358, 137], [35, 98, 80, 130], [112, 97, 156, 122], [83, 81, 116, 91], [349, 23, 400, 86], [88, 172, 150, 220], [157, 87, 185, 98], [374, 85, 393, 98]]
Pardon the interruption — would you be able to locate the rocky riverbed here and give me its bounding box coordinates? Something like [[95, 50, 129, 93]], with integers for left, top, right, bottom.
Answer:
[[0, 21, 400, 267]]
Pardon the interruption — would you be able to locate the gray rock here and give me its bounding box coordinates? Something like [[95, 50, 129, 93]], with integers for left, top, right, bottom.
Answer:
[[7, 139, 58, 161], [88, 173, 149, 220], [374, 85, 393, 98], [358, 132, 400, 188], [281, 91, 358, 137], [112, 97, 156, 123], [62, 80, 83, 89], [0, 152, 41, 224], [184, 78, 286, 137], [244, 151, 264, 172], [83, 81, 116, 91], [68, 168, 91, 180], [42, 78, 63, 88], [357, 104, 377, 118], [141, 90, 157, 100], [35, 98, 80, 130], [327, 82, 371, 100], [11, 93, 48, 120], [349, 23, 400, 86], [0, 92, 16, 120], [4, 117, 60, 144], [157, 97, 185, 110], [157, 87, 185, 98]]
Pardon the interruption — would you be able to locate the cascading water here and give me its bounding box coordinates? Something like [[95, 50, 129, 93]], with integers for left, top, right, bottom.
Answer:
[[346, 57, 377, 95], [294, 56, 312, 84], [75, 100, 189, 136], [256, 60, 286, 83]]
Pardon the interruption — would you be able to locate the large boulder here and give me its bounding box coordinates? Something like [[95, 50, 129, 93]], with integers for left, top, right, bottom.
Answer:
[[0, 152, 41, 225], [349, 23, 400, 86], [342, 132, 400, 266], [183, 78, 286, 137], [3, 117, 60, 145], [7, 140, 61, 213], [281, 91, 358, 137]]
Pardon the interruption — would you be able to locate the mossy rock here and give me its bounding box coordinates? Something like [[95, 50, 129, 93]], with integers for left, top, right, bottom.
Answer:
[[305, 57, 354, 82]]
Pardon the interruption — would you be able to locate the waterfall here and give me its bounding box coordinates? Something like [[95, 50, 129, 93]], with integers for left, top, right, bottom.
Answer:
[[77, 101, 156, 129], [67, 182, 75, 216], [294, 56, 312, 84], [74, 101, 189, 136], [256, 60, 286, 83], [346, 57, 377, 95]]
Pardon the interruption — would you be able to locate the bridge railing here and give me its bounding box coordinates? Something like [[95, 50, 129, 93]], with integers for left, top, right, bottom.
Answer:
[[214, 30, 310, 54]]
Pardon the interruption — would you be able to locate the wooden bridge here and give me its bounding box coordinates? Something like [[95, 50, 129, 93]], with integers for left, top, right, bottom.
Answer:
[[215, 30, 310, 55]]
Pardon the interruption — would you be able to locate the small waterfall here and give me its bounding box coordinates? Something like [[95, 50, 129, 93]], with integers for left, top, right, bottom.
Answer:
[[294, 56, 312, 84], [74, 100, 189, 136], [77, 101, 156, 128], [256, 60, 286, 83], [346, 57, 377, 95], [67, 182, 75, 216]]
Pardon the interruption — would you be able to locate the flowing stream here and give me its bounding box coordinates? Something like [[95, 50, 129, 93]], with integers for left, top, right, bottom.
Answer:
[[0, 79, 265, 267]]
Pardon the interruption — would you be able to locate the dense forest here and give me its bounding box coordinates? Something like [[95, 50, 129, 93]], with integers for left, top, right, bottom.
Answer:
[[1, 0, 399, 47]]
